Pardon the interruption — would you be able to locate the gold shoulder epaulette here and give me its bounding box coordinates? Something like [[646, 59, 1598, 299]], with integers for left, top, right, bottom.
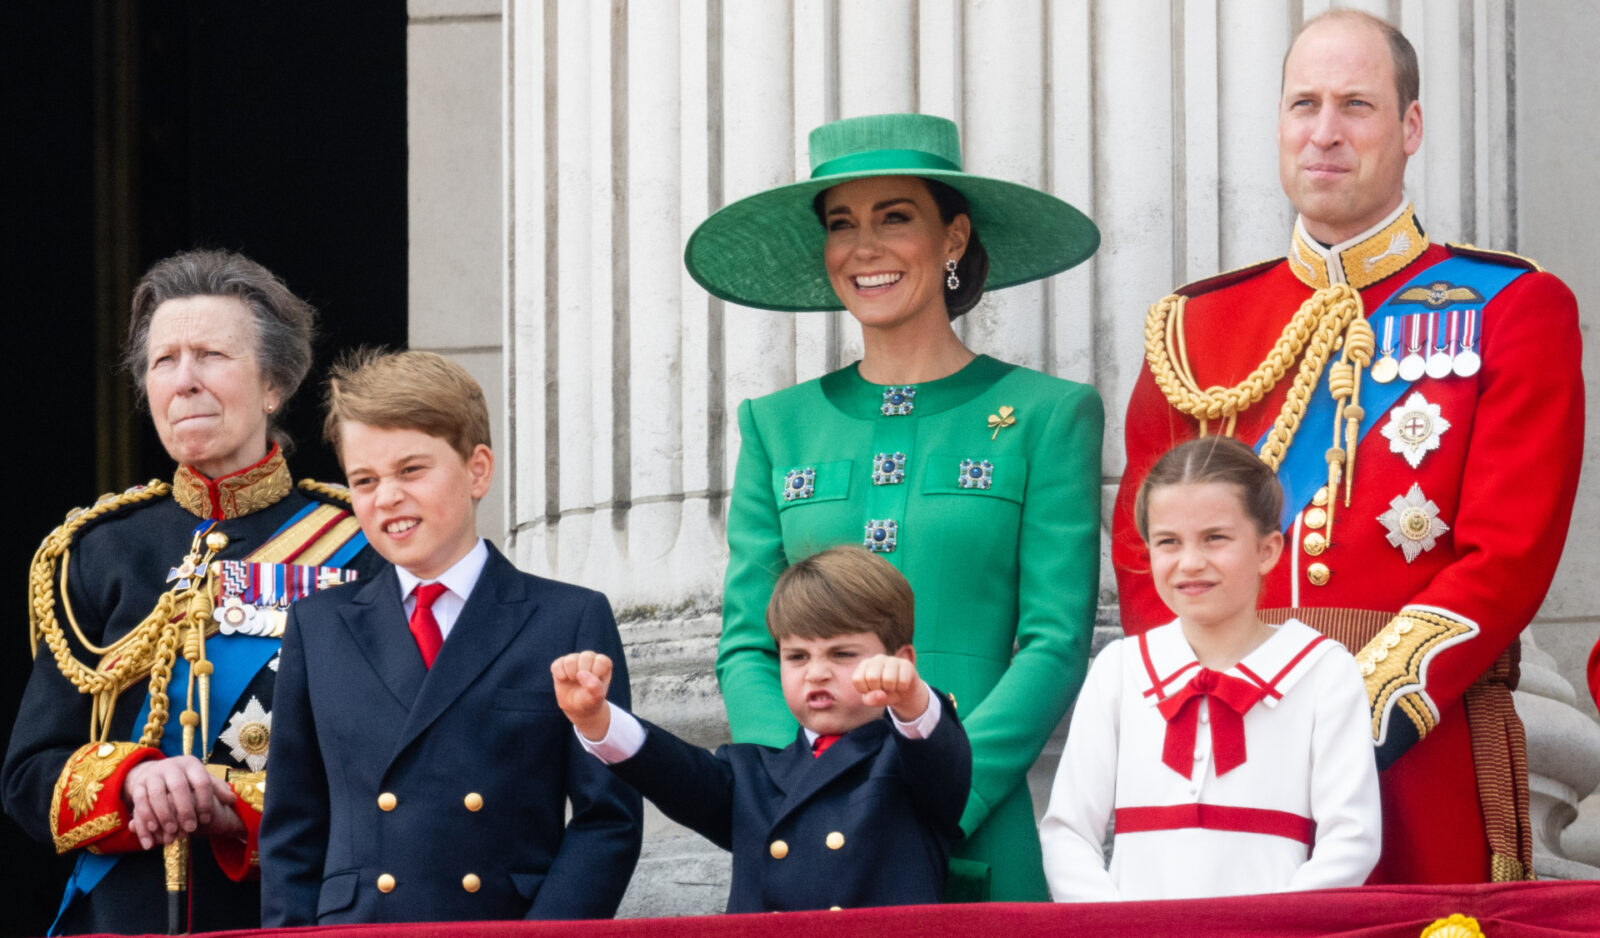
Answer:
[[51, 480, 170, 537], [298, 478, 353, 505], [1447, 242, 1544, 273], [1175, 256, 1283, 298]]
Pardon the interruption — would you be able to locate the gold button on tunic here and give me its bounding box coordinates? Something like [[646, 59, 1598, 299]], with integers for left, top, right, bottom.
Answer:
[[463, 792, 483, 812], [376, 874, 395, 894]]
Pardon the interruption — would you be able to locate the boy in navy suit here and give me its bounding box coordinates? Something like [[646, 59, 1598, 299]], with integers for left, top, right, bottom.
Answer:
[[260, 350, 641, 925], [552, 546, 971, 912]]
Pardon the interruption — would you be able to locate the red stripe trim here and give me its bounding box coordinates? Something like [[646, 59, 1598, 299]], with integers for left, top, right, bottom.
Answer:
[[1138, 632, 1201, 700], [1239, 634, 1330, 700], [1267, 634, 1327, 690], [1114, 804, 1315, 846], [1137, 632, 1161, 694], [274, 513, 344, 564]]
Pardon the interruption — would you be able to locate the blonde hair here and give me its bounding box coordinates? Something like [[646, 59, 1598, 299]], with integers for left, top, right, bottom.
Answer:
[[766, 546, 915, 651], [1134, 436, 1284, 541], [323, 348, 491, 464]]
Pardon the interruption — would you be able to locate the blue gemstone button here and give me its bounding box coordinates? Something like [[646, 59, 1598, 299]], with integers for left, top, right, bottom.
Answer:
[[784, 467, 816, 501], [880, 385, 917, 416], [957, 459, 993, 490], [864, 519, 899, 553], [872, 452, 907, 486]]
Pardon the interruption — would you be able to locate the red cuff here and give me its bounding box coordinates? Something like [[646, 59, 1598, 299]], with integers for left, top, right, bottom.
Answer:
[[50, 742, 164, 855], [209, 770, 265, 881]]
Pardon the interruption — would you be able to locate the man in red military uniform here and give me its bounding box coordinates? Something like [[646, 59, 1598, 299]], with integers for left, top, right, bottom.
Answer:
[[1112, 9, 1583, 884]]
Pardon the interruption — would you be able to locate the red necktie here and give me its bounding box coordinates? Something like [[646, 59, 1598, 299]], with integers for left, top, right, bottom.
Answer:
[[1156, 668, 1266, 778], [812, 734, 842, 758], [409, 582, 449, 668]]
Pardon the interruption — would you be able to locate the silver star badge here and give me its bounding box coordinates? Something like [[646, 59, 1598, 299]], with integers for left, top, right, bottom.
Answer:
[[1380, 391, 1451, 469], [1377, 483, 1450, 563], [219, 696, 272, 771]]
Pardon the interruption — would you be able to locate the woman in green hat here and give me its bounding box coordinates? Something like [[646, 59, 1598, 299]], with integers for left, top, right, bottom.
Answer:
[[692, 113, 1102, 902]]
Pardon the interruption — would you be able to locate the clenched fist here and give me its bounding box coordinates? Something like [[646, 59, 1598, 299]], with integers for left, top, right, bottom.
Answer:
[[853, 654, 930, 723], [551, 651, 614, 741]]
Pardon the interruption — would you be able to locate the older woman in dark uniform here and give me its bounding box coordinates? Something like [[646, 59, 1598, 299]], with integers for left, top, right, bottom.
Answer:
[[696, 114, 1103, 901], [2, 250, 381, 934]]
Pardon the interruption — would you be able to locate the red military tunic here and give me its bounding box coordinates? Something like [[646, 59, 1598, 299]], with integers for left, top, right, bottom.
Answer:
[[1111, 203, 1584, 884]]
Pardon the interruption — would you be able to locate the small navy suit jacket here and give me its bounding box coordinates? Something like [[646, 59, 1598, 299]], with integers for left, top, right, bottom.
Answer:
[[608, 693, 970, 912], [260, 544, 642, 925]]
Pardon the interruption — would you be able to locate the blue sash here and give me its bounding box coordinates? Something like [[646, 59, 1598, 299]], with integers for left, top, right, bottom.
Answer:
[[52, 503, 363, 932], [50, 632, 280, 933], [1255, 255, 1527, 531]]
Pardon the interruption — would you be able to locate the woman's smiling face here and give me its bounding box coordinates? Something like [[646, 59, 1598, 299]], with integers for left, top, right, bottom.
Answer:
[[821, 175, 969, 335]]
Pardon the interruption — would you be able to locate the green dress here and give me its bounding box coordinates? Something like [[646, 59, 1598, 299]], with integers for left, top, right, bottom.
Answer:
[[719, 354, 1103, 901]]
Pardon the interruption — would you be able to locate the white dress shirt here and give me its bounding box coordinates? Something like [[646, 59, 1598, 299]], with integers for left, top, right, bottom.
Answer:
[[394, 538, 489, 642]]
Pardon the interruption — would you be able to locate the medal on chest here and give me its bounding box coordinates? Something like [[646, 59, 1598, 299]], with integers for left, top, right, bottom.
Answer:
[[1398, 314, 1428, 382], [1377, 482, 1450, 562], [1380, 391, 1451, 469], [1371, 317, 1400, 383], [1454, 309, 1482, 377]]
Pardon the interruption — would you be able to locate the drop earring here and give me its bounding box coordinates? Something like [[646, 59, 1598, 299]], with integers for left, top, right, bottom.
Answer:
[[945, 259, 960, 290]]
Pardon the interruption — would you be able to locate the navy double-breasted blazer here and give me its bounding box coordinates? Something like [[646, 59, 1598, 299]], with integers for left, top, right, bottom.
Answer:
[[260, 544, 642, 925], [609, 692, 970, 912]]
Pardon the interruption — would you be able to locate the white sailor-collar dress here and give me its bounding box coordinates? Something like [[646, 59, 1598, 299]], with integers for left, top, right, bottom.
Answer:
[[1040, 618, 1381, 901]]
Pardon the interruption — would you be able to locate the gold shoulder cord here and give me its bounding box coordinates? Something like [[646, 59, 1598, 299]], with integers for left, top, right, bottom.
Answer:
[[297, 478, 352, 503], [29, 482, 223, 750], [1145, 284, 1376, 527]]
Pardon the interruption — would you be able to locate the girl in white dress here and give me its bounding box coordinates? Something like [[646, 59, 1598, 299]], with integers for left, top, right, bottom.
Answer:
[[1040, 436, 1380, 901]]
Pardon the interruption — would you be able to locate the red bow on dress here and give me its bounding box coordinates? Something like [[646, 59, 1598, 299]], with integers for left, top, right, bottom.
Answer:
[[1156, 668, 1266, 778]]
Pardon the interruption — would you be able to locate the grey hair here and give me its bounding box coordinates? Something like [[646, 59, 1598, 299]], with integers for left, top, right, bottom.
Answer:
[[122, 249, 317, 451]]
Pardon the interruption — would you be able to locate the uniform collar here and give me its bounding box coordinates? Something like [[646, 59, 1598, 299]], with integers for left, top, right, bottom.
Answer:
[[172, 443, 293, 520], [1287, 201, 1429, 291]]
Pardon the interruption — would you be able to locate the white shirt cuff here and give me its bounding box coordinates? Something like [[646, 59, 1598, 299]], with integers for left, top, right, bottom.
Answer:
[[890, 683, 942, 739], [575, 701, 646, 764]]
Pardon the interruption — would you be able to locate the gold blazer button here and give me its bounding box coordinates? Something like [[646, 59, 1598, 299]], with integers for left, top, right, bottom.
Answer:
[[377, 792, 397, 812], [376, 873, 396, 893], [462, 873, 481, 893], [769, 839, 789, 859], [825, 831, 845, 850], [464, 792, 484, 812]]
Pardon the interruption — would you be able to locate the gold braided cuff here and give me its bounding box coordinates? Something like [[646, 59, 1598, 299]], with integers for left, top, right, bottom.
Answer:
[[50, 741, 162, 854], [1356, 606, 1478, 747]]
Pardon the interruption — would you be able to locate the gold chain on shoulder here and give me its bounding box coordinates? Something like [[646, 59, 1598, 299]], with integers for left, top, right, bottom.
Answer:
[[29, 482, 220, 747], [1144, 284, 1363, 470], [297, 478, 352, 503]]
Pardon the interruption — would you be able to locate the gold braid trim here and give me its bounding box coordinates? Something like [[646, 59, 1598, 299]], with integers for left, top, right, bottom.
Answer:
[[29, 482, 222, 747], [1144, 284, 1362, 468], [1355, 607, 1478, 744], [297, 478, 353, 504], [55, 813, 123, 854]]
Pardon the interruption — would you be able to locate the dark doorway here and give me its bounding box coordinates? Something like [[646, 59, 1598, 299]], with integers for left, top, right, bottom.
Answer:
[[0, 3, 406, 934]]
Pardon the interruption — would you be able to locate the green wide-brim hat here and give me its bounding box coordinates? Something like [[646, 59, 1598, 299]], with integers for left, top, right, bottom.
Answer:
[[684, 113, 1100, 312]]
